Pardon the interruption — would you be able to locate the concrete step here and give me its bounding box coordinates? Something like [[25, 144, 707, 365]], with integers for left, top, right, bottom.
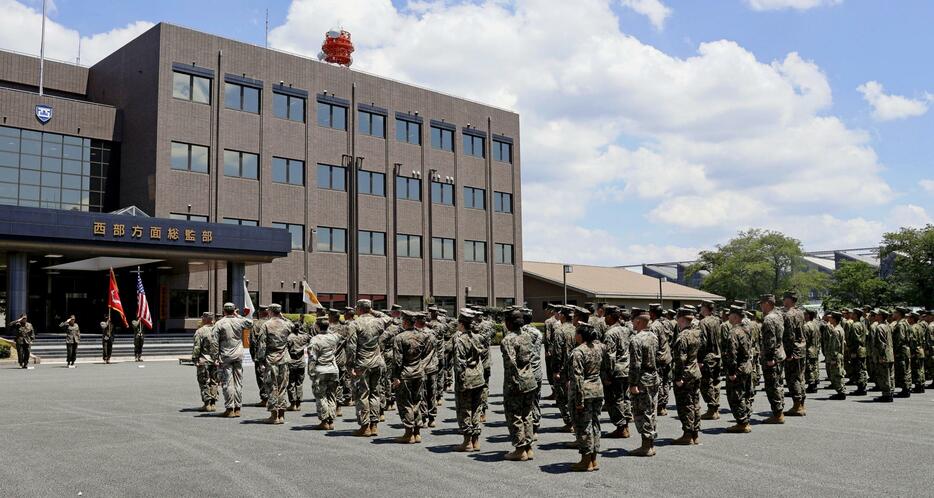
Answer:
[[29, 342, 193, 359]]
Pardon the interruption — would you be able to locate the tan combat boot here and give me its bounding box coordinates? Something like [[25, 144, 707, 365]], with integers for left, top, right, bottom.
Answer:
[[199, 403, 210, 412], [504, 448, 528, 461], [353, 424, 372, 437], [455, 435, 474, 452], [726, 423, 751, 433], [590, 454, 599, 471], [234, 407, 241, 417], [221, 408, 235, 418], [622, 425, 631, 438], [313, 421, 329, 430], [630, 437, 656, 457], [207, 402, 216, 412], [692, 431, 700, 444], [396, 429, 414, 444], [525, 446, 534, 460], [369, 423, 379, 436], [471, 435, 481, 452], [266, 412, 278, 424], [570, 454, 591, 472], [657, 407, 668, 416], [413, 429, 422, 443], [762, 412, 785, 424], [336, 406, 343, 417], [379, 413, 386, 422], [700, 406, 720, 420], [672, 431, 694, 445]]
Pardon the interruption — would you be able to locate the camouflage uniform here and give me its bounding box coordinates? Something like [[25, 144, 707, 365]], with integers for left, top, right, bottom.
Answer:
[[248, 315, 269, 405], [909, 319, 926, 390], [379, 318, 402, 413], [672, 322, 702, 436], [132, 319, 145, 361], [782, 306, 807, 403], [61, 321, 80, 366], [650, 317, 673, 413], [872, 319, 896, 396], [256, 316, 292, 412], [454, 328, 488, 437], [570, 341, 605, 455], [825, 322, 846, 395], [760, 309, 786, 415], [629, 328, 660, 440], [192, 323, 219, 404], [421, 324, 441, 425], [747, 318, 762, 386], [346, 314, 387, 426], [11, 319, 34, 368], [331, 320, 353, 405], [307, 328, 341, 424], [602, 322, 632, 428], [478, 317, 495, 416], [521, 323, 544, 430], [100, 319, 114, 362], [286, 325, 308, 407], [722, 322, 754, 424], [698, 314, 722, 412], [553, 321, 577, 426], [892, 318, 912, 391], [212, 314, 252, 410], [392, 324, 429, 430], [846, 318, 868, 391], [803, 318, 822, 388], [924, 318, 934, 387], [501, 329, 538, 449], [544, 315, 558, 390]]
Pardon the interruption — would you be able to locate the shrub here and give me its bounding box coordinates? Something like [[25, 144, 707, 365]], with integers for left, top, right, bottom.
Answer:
[[0, 344, 10, 359]]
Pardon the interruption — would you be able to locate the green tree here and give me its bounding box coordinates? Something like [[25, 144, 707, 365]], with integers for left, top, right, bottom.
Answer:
[[880, 224, 934, 308], [824, 260, 889, 309], [686, 229, 828, 304]]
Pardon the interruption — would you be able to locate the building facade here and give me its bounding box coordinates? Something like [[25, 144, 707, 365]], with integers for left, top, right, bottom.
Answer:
[[0, 23, 523, 332]]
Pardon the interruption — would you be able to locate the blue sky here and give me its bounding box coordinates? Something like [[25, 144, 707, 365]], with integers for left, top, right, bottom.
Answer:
[[2, 0, 932, 265]]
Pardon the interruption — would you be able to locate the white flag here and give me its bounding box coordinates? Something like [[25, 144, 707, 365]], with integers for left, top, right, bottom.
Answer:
[[243, 279, 254, 319], [301, 280, 321, 309]]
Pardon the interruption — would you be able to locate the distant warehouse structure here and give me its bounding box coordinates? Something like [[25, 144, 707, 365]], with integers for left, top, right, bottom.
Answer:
[[523, 261, 723, 321]]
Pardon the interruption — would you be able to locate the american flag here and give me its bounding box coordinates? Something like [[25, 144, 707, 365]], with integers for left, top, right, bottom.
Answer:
[[136, 274, 153, 330]]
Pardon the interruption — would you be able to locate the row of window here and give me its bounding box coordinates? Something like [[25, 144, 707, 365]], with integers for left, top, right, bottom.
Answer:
[[172, 69, 514, 163]]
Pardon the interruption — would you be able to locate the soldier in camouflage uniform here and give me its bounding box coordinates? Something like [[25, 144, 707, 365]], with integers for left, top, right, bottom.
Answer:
[[10, 314, 34, 369], [379, 305, 403, 416], [746, 311, 762, 388], [501, 310, 538, 462], [552, 306, 577, 432], [648, 304, 673, 417], [61, 315, 80, 367], [568, 322, 605, 472], [891, 307, 913, 397], [132, 318, 145, 362], [192, 312, 219, 412], [697, 300, 722, 420], [628, 308, 659, 457], [286, 318, 309, 412], [824, 311, 847, 400], [543, 305, 558, 399], [723, 306, 754, 433], [922, 310, 934, 389], [248, 305, 269, 407], [870, 309, 896, 402], [907, 311, 926, 393], [212, 303, 253, 418], [671, 307, 702, 445], [100, 315, 115, 364], [758, 295, 786, 424], [780, 292, 807, 416], [337, 307, 356, 408], [846, 308, 869, 396], [476, 309, 496, 422], [453, 310, 488, 452], [307, 317, 341, 430], [803, 309, 821, 394], [346, 300, 387, 437], [255, 304, 291, 424], [418, 312, 441, 428], [392, 311, 429, 444], [519, 307, 544, 437], [601, 306, 632, 439]]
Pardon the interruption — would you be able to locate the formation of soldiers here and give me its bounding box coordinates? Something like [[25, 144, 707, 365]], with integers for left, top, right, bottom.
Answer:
[[186, 294, 933, 472]]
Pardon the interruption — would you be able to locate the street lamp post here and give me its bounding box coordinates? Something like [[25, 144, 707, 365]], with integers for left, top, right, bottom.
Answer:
[[659, 276, 667, 307], [563, 264, 573, 305]]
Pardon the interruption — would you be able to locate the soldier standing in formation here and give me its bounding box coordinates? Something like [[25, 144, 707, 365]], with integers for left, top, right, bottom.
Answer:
[[628, 308, 659, 457], [453, 309, 487, 452], [568, 322, 605, 472], [212, 303, 252, 418], [671, 306, 702, 446], [647, 304, 672, 417], [11, 314, 34, 369], [723, 306, 754, 433], [346, 300, 386, 437], [519, 308, 544, 438], [543, 305, 558, 400], [870, 309, 896, 402], [256, 304, 291, 424], [132, 318, 145, 362], [602, 306, 632, 439], [420, 311, 442, 428], [248, 305, 269, 408], [803, 309, 822, 393], [781, 292, 807, 417], [100, 314, 114, 364], [61, 315, 80, 367], [759, 294, 786, 424], [392, 311, 428, 444], [846, 308, 869, 396], [307, 316, 340, 430], [892, 307, 913, 398], [501, 310, 537, 461], [191, 312, 219, 412], [286, 318, 309, 412], [697, 300, 722, 420]]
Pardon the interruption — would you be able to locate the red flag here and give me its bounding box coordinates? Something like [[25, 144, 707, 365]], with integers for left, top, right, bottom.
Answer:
[[108, 268, 129, 327]]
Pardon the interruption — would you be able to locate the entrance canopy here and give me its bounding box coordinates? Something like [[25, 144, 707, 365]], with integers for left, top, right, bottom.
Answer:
[[44, 257, 164, 272]]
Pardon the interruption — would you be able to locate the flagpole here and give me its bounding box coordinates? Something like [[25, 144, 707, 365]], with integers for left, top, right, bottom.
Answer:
[[39, 0, 47, 96]]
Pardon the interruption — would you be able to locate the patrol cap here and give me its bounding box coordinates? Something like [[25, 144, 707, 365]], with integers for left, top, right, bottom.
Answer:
[[258, 304, 269, 311], [327, 308, 341, 316], [908, 310, 919, 318], [894, 306, 910, 314], [632, 309, 650, 320], [759, 294, 776, 303], [401, 310, 419, 321], [728, 305, 745, 316], [223, 302, 236, 311], [201, 312, 213, 319], [676, 307, 696, 317], [700, 299, 715, 309], [573, 306, 591, 316], [268, 303, 282, 313], [664, 309, 677, 318], [830, 311, 843, 320], [732, 300, 746, 307], [851, 307, 863, 316], [878, 308, 891, 317], [603, 305, 620, 313], [648, 303, 662, 312], [576, 322, 595, 333], [356, 299, 373, 308], [743, 310, 755, 319], [344, 307, 355, 314], [215, 313, 224, 319], [782, 291, 798, 301]]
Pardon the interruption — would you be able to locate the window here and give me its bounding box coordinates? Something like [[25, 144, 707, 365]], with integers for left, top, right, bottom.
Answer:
[[432, 237, 455, 260], [359, 230, 386, 255], [271, 292, 304, 314], [493, 139, 513, 163], [316, 164, 346, 191], [223, 150, 258, 180], [222, 217, 258, 226], [222, 290, 260, 308], [359, 110, 386, 138], [172, 72, 211, 104], [396, 234, 422, 258], [358, 170, 385, 196], [272, 157, 304, 185], [169, 290, 209, 319], [495, 243, 514, 264], [431, 182, 454, 205], [396, 176, 421, 201], [171, 142, 209, 173], [434, 296, 456, 316], [431, 126, 454, 151], [272, 222, 305, 250], [395, 118, 421, 145], [317, 226, 347, 253], [169, 213, 209, 222], [464, 186, 486, 210], [463, 134, 485, 158], [396, 295, 423, 311], [317, 101, 347, 130], [464, 240, 486, 262], [466, 297, 488, 307], [224, 82, 260, 113], [494, 191, 513, 213], [273, 92, 305, 122], [496, 298, 516, 308]]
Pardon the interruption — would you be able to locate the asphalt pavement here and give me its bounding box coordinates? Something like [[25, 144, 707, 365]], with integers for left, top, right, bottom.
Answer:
[[1, 352, 932, 497]]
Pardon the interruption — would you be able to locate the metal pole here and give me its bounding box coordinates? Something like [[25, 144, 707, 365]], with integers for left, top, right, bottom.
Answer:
[[563, 267, 567, 306], [39, 0, 46, 96]]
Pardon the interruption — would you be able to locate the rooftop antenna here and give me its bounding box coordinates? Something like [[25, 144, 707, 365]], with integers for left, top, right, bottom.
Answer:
[[265, 9, 269, 48], [39, 0, 47, 95]]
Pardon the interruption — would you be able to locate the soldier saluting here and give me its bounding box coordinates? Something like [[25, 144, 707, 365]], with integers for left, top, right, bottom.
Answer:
[[11, 314, 35, 369]]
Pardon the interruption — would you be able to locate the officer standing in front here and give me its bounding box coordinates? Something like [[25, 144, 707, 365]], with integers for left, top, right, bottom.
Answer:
[[212, 303, 252, 418], [11, 314, 35, 368], [61, 315, 81, 367]]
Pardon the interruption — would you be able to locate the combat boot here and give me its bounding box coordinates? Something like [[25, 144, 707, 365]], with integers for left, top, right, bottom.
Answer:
[[413, 429, 422, 443], [207, 402, 216, 412], [266, 412, 278, 424], [630, 438, 656, 457], [221, 408, 235, 418], [479, 413, 487, 423], [199, 403, 210, 412], [912, 385, 925, 394], [313, 421, 329, 430], [525, 446, 534, 459], [762, 412, 785, 424], [570, 454, 591, 472], [657, 407, 668, 416], [622, 425, 631, 438], [396, 429, 414, 444], [692, 431, 700, 444], [700, 406, 720, 420], [455, 435, 474, 452], [607, 426, 626, 439], [726, 423, 751, 433], [504, 448, 528, 461], [427, 417, 436, 428], [805, 384, 818, 394], [672, 431, 694, 445], [234, 407, 241, 417], [874, 394, 894, 402], [851, 387, 867, 396], [369, 422, 379, 436], [590, 454, 599, 471], [336, 406, 343, 417], [896, 389, 911, 398], [379, 413, 386, 422], [287, 403, 297, 412], [471, 436, 481, 451], [784, 400, 806, 416], [829, 393, 846, 400], [353, 425, 372, 437]]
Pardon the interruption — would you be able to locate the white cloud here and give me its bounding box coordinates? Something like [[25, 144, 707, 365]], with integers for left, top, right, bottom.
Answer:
[[857, 81, 929, 121], [921, 179, 934, 193], [0, 0, 153, 65], [746, 0, 843, 11], [619, 0, 672, 30], [889, 205, 932, 229]]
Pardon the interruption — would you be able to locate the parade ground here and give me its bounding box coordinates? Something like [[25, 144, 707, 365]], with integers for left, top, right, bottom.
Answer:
[[2, 352, 932, 497]]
